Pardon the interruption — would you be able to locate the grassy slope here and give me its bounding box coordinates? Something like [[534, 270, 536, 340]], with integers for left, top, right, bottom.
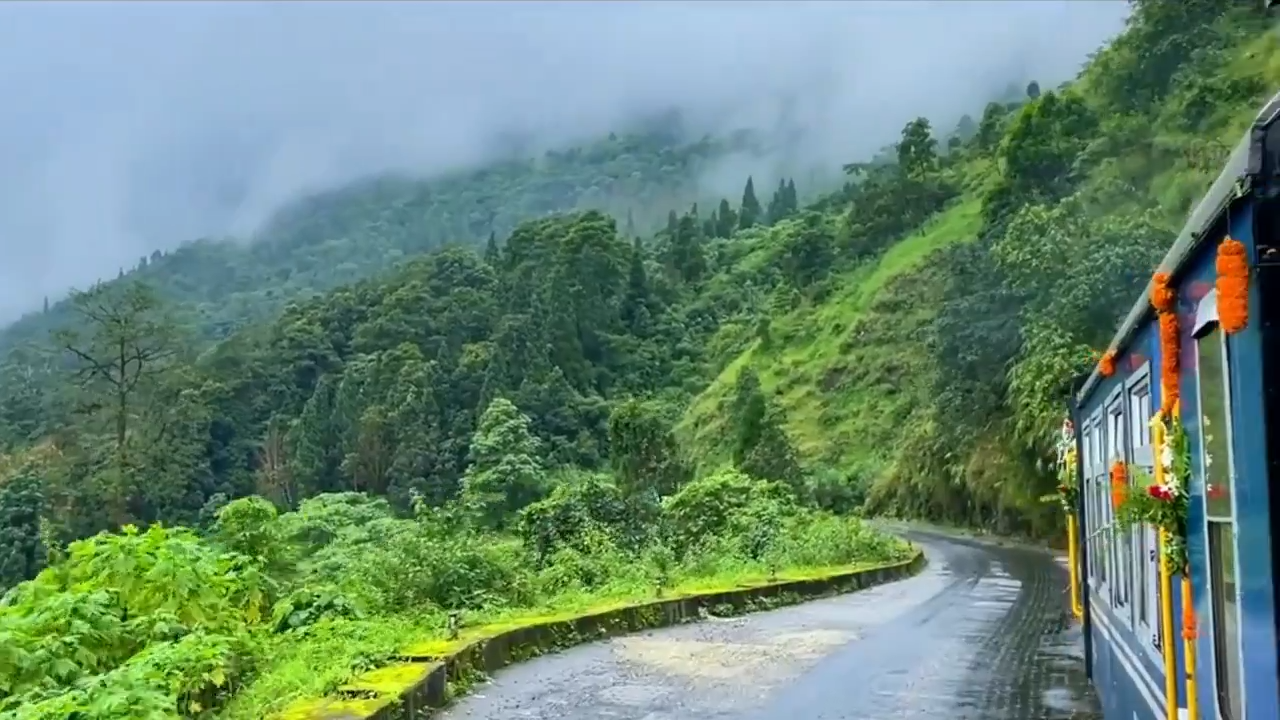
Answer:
[[682, 28, 1280, 489], [681, 198, 980, 476]]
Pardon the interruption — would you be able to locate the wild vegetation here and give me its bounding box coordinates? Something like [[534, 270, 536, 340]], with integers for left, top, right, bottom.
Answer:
[[1, 0, 1277, 717]]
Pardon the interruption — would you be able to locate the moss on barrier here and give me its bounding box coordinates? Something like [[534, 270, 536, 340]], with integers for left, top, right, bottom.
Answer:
[[277, 549, 926, 719]]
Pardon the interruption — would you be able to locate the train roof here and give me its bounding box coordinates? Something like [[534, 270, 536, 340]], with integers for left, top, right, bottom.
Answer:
[[1074, 89, 1280, 406]]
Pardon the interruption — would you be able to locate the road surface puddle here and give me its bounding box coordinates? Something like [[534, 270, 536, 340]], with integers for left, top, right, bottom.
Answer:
[[614, 629, 854, 683]]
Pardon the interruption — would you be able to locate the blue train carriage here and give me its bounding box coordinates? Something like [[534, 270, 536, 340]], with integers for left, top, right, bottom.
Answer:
[[1069, 89, 1280, 720]]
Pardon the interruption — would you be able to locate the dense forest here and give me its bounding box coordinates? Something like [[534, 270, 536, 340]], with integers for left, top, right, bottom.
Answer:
[[0, 125, 771, 353], [1, 0, 1277, 717]]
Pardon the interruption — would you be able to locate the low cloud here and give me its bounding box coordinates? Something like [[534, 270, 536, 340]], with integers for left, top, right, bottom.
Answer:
[[0, 0, 1128, 319]]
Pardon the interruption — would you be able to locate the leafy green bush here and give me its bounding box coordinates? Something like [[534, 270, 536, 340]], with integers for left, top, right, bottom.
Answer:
[[660, 468, 796, 557], [517, 470, 640, 564], [0, 525, 268, 717], [302, 514, 531, 613], [0, 480, 911, 719]]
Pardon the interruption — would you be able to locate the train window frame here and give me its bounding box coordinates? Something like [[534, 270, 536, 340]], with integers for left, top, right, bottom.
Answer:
[[1091, 415, 1108, 591], [1192, 291, 1246, 720], [1081, 413, 1098, 587], [1104, 386, 1131, 618], [1082, 413, 1101, 587], [1125, 364, 1161, 655]]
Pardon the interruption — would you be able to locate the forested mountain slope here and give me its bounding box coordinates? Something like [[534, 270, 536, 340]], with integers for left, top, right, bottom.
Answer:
[[0, 127, 764, 353], [683, 0, 1280, 534]]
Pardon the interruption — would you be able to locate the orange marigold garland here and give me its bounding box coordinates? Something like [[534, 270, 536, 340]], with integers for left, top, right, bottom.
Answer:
[[1151, 272, 1176, 314], [1110, 460, 1127, 509], [1150, 270, 1181, 413], [1182, 584, 1199, 640], [1159, 312, 1179, 411], [1216, 237, 1249, 334], [1099, 349, 1117, 377]]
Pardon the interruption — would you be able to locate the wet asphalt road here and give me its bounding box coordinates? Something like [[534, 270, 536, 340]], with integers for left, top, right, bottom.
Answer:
[[439, 531, 1101, 720]]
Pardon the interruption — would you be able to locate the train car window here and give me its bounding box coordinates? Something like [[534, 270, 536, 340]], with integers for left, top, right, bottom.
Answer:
[[1083, 418, 1101, 585], [1085, 417, 1095, 579], [1129, 385, 1152, 449], [1107, 399, 1131, 612], [1093, 418, 1110, 590], [1127, 374, 1159, 649], [1196, 323, 1243, 720]]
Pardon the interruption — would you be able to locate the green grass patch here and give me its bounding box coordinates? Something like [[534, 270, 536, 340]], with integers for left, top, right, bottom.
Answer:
[[271, 553, 917, 719], [681, 198, 981, 477]]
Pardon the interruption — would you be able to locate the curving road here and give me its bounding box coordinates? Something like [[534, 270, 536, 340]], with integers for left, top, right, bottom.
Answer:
[[439, 531, 1101, 720]]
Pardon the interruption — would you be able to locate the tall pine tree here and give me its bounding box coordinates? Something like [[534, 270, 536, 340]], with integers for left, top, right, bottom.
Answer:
[[484, 231, 500, 264], [739, 177, 761, 229], [716, 198, 737, 238]]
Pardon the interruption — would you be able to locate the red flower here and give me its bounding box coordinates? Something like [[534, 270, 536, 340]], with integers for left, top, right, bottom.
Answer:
[[1148, 484, 1172, 501]]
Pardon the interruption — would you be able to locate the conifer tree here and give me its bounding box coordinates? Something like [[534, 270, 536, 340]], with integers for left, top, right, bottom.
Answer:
[[739, 177, 761, 229], [716, 198, 737, 238], [484, 231, 500, 264]]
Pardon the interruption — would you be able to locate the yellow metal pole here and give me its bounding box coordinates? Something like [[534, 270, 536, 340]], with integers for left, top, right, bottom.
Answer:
[[1067, 514, 1084, 619], [1167, 400, 1198, 720], [1159, 530, 1177, 719], [1182, 574, 1199, 720], [1151, 413, 1177, 719]]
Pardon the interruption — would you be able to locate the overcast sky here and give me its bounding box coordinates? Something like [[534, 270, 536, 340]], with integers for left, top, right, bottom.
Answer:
[[0, 0, 1129, 321]]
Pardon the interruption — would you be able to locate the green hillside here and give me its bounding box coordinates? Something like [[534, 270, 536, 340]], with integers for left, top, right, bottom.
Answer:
[[682, 1, 1280, 533], [0, 128, 763, 353], [1, 1, 1278, 717]]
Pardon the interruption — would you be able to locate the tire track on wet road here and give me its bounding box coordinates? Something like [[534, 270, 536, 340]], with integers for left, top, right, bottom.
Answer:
[[439, 532, 1100, 720]]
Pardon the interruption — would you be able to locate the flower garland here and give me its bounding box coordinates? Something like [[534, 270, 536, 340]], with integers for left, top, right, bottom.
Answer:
[[1151, 271, 1180, 413], [1216, 236, 1249, 335], [1045, 418, 1079, 514], [1151, 271, 1176, 314], [1110, 460, 1127, 509], [1099, 349, 1117, 378], [1109, 269, 1192, 572], [1113, 412, 1191, 573]]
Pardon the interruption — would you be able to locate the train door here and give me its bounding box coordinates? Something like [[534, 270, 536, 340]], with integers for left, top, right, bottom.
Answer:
[[1193, 290, 1245, 720]]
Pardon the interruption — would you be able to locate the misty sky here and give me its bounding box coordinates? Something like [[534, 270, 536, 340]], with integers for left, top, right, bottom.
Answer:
[[0, 0, 1129, 321]]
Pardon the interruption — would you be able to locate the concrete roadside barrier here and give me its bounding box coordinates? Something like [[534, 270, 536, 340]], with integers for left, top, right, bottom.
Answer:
[[278, 549, 927, 720]]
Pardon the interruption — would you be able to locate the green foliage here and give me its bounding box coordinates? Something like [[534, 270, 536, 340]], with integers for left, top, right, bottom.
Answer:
[[461, 398, 548, 529], [0, 484, 909, 718], [606, 398, 689, 499], [0, 469, 44, 595], [0, 131, 756, 357], [517, 471, 636, 565], [739, 177, 762, 229], [661, 468, 794, 560], [270, 585, 364, 634], [728, 370, 801, 487], [0, 524, 268, 717], [214, 497, 282, 569], [896, 118, 938, 180], [685, 6, 1280, 538]]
